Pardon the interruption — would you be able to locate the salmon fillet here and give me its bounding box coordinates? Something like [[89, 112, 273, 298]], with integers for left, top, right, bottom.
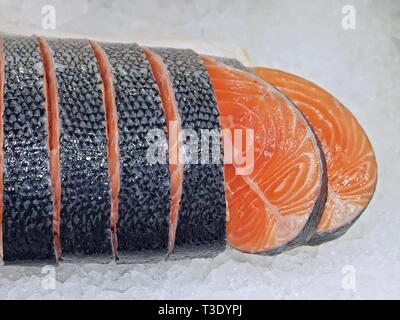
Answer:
[[203, 57, 327, 254], [253, 68, 377, 244]]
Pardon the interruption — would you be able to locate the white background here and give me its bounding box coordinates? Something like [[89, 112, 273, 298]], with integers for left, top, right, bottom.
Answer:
[[0, 0, 399, 299]]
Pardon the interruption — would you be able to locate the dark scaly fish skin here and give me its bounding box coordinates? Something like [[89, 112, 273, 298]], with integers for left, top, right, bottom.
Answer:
[[151, 48, 226, 259], [45, 38, 111, 256], [211, 57, 328, 255], [209, 56, 250, 72], [2, 35, 54, 262], [308, 221, 356, 246], [307, 208, 365, 246], [98, 42, 170, 263]]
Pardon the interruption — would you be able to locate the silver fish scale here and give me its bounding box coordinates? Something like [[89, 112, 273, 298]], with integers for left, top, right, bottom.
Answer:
[[46, 38, 111, 256], [2, 35, 54, 262]]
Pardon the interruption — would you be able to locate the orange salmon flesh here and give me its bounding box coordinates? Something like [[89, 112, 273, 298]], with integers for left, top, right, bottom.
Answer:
[[203, 57, 327, 254], [253, 67, 377, 243]]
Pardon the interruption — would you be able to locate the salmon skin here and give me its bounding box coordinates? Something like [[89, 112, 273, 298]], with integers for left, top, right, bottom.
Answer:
[[208, 56, 250, 72], [253, 68, 377, 245], [150, 48, 226, 259], [1, 35, 54, 262], [97, 42, 170, 262], [45, 39, 112, 257]]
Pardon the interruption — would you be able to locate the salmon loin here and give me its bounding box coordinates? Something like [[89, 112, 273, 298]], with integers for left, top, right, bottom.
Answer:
[[203, 57, 327, 254], [1, 35, 54, 262], [45, 39, 112, 257], [253, 68, 378, 244], [94, 42, 170, 262], [146, 48, 226, 258]]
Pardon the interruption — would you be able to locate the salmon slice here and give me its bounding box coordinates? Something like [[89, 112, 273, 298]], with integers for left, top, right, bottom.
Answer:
[[202, 57, 327, 254], [90, 41, 120, 258], [0, 36, 4, 262], [145, 48, 226, 258], [143, 48, 183, 255], [45, 38, 111, 256], [2, 35, 54, 261], [37, 37, 62, 260], [94, 42, 170, 262], [253, 68, 378, 244]]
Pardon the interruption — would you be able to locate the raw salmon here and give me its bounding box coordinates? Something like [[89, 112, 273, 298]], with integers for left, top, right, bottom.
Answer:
[[202, 57, 327, 254], [94, 42, 170, 262], [90, 41, 121, 258], [38, 37, 62, 260], [143, 48, 184, 256], [145, 48, 226, 259], [0, 33, 378, 262], [1, 35, 54, 261], [253, 68, 377, 244], [44, 38, 112, 257]]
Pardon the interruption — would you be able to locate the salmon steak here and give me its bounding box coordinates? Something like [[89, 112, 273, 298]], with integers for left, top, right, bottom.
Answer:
[[253, 68, 377, 244], [0, 34, 376, 263], [202, 57, 327, 254]]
